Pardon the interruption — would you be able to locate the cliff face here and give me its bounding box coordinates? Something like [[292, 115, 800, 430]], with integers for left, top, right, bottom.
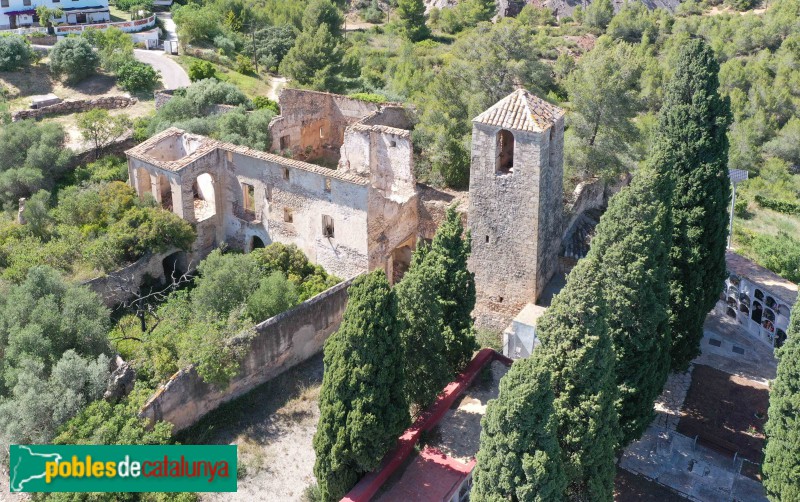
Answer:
[[424, 0, 682, 18]]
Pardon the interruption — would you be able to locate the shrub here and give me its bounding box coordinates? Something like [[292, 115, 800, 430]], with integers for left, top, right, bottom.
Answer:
[[49, 37, 100, 84], [188, 59, 216, 82], [235, 54, 255, 74], [754, 194, 800, 215], [0, 34, 35, 71], [247, 271, 299, 322], [252, 96, 280, 114], [116, 60, 160, 93], [73, 156, 129, 184]]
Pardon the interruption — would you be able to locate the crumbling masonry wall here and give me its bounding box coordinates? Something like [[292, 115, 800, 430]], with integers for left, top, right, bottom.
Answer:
[[139, 277, 354, 433]]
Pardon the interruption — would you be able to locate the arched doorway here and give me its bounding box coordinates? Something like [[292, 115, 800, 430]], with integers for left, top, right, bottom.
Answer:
[[250, 236, 265, 251], [193, 173, 216, 221]]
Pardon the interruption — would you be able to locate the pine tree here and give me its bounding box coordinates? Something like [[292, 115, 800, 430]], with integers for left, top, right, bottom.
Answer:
[[471, 351, 566, 501], [588, 167, 673, 445], [278, 23, 345, 93], [651, 38, 732, 370], [395, 258, 451, 409], [396, 0, 430, 42], [536, 256, 619, 501], [763, 298, 800, 501], [312, 271, 409, 502], [415, 205, 477, 375]]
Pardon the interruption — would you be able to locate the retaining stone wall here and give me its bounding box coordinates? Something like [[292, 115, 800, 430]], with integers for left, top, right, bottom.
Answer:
[[12, 96, 138, 121]]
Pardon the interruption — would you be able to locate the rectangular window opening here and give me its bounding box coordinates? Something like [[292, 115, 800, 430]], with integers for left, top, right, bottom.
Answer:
[[242, 183, 255, 213], [279, 135, 290, 151], [322, 214, 334, 238], [283, 207, 293, 223], [324, 178, 331, 193], [283, 167, 290, 181]]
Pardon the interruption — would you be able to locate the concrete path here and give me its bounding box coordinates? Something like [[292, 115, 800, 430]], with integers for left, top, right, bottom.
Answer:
[[134, 49, 189, 89], [156, 11, 178, 42]]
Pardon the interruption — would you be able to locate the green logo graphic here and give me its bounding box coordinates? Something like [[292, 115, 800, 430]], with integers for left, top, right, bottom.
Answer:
[[9, 445, 237, 493]]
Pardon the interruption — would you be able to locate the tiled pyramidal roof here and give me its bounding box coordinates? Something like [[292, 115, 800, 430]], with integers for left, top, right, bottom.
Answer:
[[473, 88, 565, 133]]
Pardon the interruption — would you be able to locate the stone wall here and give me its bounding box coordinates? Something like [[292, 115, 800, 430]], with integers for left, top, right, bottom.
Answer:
[[82, 248, 188, 307], [139, 277, 355, 433], [12, 96, 137, 121]]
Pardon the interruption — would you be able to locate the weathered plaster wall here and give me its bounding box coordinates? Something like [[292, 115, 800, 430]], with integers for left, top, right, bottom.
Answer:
[[221, 148, 370, 280], [83, 249, 187, 307], [139, 278, 355, 433]]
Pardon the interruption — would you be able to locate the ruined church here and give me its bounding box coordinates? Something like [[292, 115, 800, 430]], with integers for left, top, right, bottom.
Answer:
[[126, 87, 571, 328]]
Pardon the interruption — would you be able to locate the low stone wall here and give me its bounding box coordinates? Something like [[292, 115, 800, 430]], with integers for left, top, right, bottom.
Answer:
[[139, 276, 356, 433], [82, 248, 185, 307], [12, 96, 138, 122]]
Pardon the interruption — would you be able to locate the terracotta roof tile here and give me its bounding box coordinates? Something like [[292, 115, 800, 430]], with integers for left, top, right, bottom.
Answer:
[[473, 89, 564, 133]]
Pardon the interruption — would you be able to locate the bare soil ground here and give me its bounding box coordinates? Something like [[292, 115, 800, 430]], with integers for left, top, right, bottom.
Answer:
[[676, 364, 769, 464], [1, 62, 155, 150], [614, 468, 688, 502], [179, 354, 324, 502]]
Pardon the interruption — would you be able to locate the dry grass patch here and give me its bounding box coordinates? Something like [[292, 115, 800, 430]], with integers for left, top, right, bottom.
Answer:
[[276, 383, 321, 422]]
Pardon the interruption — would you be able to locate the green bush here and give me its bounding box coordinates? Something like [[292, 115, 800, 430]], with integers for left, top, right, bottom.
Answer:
[[252, 96, 280, 114], [235, 54, 255, 75], [49, 37, 100, 84], [754, 194, 800, 215], [247, 271, 299, 322], [188, 59, 216, 82], [0, 34, 35, 71], [117, 60, 160, 93], [73, 156, 128, 184]]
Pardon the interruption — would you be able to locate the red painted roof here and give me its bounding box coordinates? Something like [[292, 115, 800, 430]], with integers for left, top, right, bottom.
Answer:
[[372, 447, 475, 502], [342, 349, 513, 502]]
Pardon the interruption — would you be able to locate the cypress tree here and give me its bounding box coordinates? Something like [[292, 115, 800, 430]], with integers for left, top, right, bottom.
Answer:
[[536, 256, 619, 501], [415, 205, 477, 375], [312, 271, 409, 502], [651, 38, 732, 370], [471, 352, 567, 501], [763, 298, 800, 501], [588, 167, 673, 445], [395, 258, 451, 409]]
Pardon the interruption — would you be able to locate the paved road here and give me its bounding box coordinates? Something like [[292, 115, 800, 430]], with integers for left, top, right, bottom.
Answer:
[[134, 49, 189, 89], [32, 42, 189, 90]]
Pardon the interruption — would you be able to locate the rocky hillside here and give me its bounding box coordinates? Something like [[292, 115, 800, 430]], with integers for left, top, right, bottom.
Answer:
[[425, 0, 682, 17]]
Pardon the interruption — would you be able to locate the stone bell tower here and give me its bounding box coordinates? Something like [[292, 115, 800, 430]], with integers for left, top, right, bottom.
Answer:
[[467, 89, 565, 326]]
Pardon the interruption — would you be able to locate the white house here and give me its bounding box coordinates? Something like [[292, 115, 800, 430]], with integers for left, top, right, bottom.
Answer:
[[0, 0, 109, 30]]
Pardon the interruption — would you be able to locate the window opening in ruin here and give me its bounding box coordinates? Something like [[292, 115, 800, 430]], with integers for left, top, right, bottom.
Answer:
[[498, 296, 504, 303], [242, 183, 255, 213], [283, 207, 293, 223], [322, 215, 334, 238], [389, 140, 397, 147], [250, 236, 265, 250], [266, 184, 272, 201], [283, 167, 290, 181], [496, 129, 515, 174], [157, 174, 172, 211], [320, 127, 325, 139], [279, 135, 290, 150], [324, 178, 331, 193], [192, 173, 216, 221], [485, 235, 489, 243], [226, 151, 233, 162]]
